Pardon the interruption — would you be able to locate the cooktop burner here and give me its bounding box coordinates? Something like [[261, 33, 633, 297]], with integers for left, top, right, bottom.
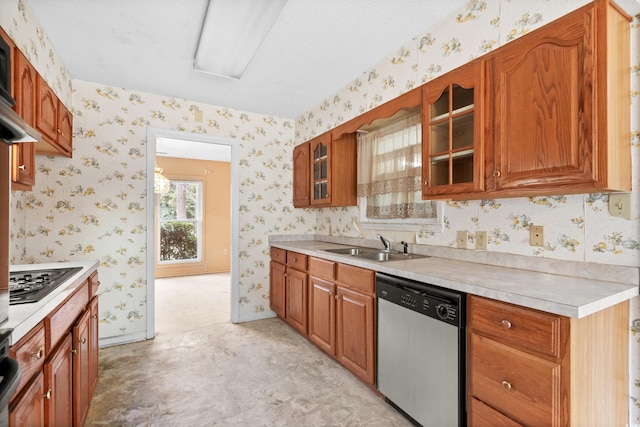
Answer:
[[9, 267, 82, 305]]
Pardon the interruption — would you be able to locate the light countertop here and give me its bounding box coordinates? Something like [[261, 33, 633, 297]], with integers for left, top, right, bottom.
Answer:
[[270, 239, 638, 319], [6, 260, 99, 345]]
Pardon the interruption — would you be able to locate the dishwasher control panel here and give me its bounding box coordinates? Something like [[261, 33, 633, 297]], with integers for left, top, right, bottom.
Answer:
[[376, 273, 465, 327]]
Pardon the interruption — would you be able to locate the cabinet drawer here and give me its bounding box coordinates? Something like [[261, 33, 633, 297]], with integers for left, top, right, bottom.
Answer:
[[46, 281, 89, 352], [469, 397, 523, 427], [335, 264, 374, 295], [469, 295, 564, 358], [10, 321, 46, 396], [286, 251, 307, 271], [270, 247, 286, 264], [470, 333, 561, 426], [309, 257, 335, 281]]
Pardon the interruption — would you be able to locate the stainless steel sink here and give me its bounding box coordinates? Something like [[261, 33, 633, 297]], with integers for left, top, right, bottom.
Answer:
[[322, 247, 379, 255], [354, 251, 429, 262]]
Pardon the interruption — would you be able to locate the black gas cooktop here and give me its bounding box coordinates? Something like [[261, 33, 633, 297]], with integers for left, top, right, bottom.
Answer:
[[9, 267, 82, 305]]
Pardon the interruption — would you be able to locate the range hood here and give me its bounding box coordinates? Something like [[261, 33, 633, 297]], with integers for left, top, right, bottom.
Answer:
[[0, 100, 40, 144]]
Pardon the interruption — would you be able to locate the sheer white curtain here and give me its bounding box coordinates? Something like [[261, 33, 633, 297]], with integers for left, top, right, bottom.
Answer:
[[357, 113, 436, 219]]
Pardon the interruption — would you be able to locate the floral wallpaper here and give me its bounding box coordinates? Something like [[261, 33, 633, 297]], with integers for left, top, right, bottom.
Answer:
[[3, 0, 640, 421]]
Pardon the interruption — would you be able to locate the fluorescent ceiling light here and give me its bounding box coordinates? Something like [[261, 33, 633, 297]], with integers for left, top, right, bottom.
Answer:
[[194, 0, 288, 80]]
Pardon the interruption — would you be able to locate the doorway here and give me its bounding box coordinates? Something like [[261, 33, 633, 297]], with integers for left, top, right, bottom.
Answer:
[[146, 127, 240, 339]]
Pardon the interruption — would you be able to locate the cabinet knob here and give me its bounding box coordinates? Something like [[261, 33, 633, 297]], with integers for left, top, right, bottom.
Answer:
[[501, 380, 512, 390], [42, 389, 52, 400], [31, 349, 44, 360], [93, 313, 98, 320], [81, 337, 87, 344], [71, 348, 77, 354], [334, 294, 339, 300], [501, 319, 512, 329], [56, 128, 64, 137], [493, 170, 501, 177], [18, 164, 25, 170]]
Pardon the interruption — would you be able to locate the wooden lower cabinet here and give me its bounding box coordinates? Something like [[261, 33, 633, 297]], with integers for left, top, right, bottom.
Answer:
[[335, 285, 375, 385], [89, 297, 99, 396], [307, 257, 376, 386], [269, 259, 286, 318], [308, 276, 336, 356], [45, 334, 73, 427], [73, 308, 91, 427], [9, 371, 45, 427], [9, 268, 99, 427], [468, 295, 629, 426], [285, 267, 307, 335]]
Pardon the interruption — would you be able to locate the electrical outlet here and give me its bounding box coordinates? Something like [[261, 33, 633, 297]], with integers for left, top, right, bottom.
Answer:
[[476, 231, 488, 250], [530, 225, 544, 247], [456, 231, 468, 249], [609, 193, 632, 220]]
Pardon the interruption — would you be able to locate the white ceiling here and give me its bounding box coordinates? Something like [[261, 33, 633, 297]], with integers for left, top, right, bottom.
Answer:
[[25, 0, 470, 119]]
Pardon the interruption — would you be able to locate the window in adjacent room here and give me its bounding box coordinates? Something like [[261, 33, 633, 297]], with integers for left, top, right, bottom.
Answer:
[[157, 179, 203, 263]]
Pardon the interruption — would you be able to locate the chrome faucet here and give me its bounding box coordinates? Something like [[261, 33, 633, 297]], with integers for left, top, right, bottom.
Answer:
[[377, 234, 391, 252]]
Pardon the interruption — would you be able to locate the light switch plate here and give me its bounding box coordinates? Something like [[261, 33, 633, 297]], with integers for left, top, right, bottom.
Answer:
[[530, 225, 544, 247], [476, 231, 488, 250], [608, 193, 632, 220], [457, 231, 468, 249]]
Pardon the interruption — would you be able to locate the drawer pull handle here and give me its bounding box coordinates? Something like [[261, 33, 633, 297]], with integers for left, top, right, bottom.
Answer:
[[42, 389, 52, 400], [501, 380, 512, 390], [32, 349, 44, 360], [501, 320, 512, 329]]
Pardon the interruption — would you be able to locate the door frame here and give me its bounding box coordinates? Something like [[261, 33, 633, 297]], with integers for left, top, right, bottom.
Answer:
[[146, 127, 240, 339]]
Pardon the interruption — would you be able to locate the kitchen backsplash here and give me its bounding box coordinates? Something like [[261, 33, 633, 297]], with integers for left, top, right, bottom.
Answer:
[[3, 0, 640, 420]]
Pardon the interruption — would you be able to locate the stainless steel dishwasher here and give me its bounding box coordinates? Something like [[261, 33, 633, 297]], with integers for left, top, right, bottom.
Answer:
[[376, 272, 466, 427]]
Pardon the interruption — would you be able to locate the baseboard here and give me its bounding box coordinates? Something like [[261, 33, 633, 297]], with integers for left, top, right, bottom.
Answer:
[[98, 331, 148, 348]]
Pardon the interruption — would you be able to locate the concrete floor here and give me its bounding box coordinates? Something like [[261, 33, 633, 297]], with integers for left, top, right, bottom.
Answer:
[[85, 274, 412, 426]]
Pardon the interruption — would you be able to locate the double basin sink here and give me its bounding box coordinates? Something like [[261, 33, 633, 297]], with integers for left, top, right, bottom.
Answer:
[[322, 246, 429, 262]]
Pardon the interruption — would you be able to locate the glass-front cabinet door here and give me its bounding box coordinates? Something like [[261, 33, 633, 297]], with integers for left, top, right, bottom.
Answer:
[[310, 133, 332, 205], [422, 60, 484, 199]]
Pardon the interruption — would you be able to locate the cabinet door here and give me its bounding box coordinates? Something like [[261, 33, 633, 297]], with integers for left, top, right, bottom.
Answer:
[[12, 49, 36, 189], [89, 296, 99, 396], [489, 7, 595, 192], [35, 75, 58, 145], [336, 286, 375, 385], [269, 261, 286, 318], [72, 309, 91, 427], [56, 102, 73, 157], [285, 268, 307, 335], [292, 142, 310, 207], [422, 60, 484, 198], [9, 371, 45, 427], [44, 333, 73, 427], [310, 134, 332, 206], [307, 276, 336, 356]]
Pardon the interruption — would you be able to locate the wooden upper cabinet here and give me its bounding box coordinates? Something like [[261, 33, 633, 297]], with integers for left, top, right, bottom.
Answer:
[[486, 0, 630, 196], [36, 75, 72, 158], [310, 133, 331, 206], [292, 142, 310, 207], [422, 60, 484, 199], [308, 132, 357, 207], [12, 48, 37, 190]]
